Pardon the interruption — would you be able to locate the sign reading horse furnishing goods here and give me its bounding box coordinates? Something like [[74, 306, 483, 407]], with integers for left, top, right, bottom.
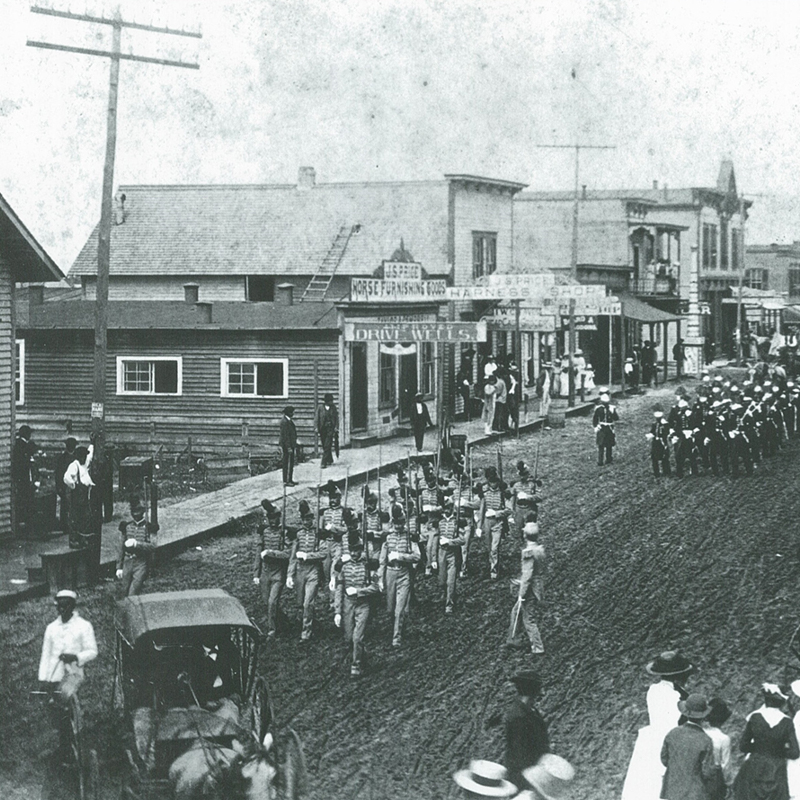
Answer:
[[344, 320, 487, 342], [350, 278, 447, 302]]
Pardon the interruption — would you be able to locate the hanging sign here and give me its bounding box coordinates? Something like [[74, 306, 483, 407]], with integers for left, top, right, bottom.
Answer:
[[561, 315, 598, 331], [488, 308, 556, 330], [382, 261, 422, 280], [350, 277, 446, 302], [477, 273, 556, 289], [344, 320, 487, 342], [558, 300, 621, 316], [549, 284, 608, 301]]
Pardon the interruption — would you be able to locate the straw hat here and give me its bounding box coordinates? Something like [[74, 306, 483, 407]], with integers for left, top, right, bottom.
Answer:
[[453, 760, 518, 798], [521, 754, 575, 800]]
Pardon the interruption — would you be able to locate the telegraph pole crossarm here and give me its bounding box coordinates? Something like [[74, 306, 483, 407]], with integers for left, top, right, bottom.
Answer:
[[27, 4, 201, 583]]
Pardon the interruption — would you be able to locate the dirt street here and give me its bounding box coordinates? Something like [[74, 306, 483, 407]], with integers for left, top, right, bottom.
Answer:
[[3, 382, 800, 800]]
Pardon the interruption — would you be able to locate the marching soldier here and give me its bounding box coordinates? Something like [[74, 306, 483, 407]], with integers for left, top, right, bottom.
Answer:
[[707, 401, 730, 476], [511, 461, 542, 535], [379, 504, 421, 647], [115, 497, 159, 596], [592, 392, 619, 466], [437, 497, 468, 613], [287, 499, 327, 642], [420, 511, 440, 577], [740, 394, 761, 464], [728, 402, 753, 477], [333, 529, 380, 677], [646, 409, 671, 477], [760, 391, 780, 458], [478, 466, 510, 580], [668, 398, 699, 477], [252, 499, 294, 638]]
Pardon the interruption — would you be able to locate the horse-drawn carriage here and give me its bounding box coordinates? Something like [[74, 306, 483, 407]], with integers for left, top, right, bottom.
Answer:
[[113, 589, 304, 800]]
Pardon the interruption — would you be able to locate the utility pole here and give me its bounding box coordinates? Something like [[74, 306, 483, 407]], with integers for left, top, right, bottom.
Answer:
[[534, 142, 615, 406], [28, 5, 200, 581], [736, 198, 747, 367]]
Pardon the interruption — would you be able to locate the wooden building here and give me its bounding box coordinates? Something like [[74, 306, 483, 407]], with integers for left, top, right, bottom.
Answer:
[[0, 193, 63, 538], [15, 286, 340, 456]]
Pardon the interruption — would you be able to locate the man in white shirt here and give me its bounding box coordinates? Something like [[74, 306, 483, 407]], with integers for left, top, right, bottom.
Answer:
[[38, 590, 98, 759]]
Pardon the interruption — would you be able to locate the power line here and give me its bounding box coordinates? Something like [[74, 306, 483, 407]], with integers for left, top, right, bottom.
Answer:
[[27, 4, 201, 582]]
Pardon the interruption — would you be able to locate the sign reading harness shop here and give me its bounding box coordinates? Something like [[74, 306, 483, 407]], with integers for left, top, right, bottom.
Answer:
[[344, 320, 487, 342]]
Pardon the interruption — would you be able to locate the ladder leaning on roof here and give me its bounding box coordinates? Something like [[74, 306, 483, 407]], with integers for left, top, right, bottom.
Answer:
[[300, 224, 357, 302]]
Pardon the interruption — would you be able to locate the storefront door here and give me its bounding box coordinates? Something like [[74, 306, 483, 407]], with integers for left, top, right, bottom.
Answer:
[[399, 351, 418, 422], [351, 343, 368, 431]]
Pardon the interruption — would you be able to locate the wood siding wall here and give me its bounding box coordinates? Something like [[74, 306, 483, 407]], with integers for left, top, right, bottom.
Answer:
[[0, 257, 13, 539], [17, 329, 340, 457]]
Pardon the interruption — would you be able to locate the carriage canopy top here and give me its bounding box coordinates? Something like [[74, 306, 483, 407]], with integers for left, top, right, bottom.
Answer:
[[115, 589, 257, 646]]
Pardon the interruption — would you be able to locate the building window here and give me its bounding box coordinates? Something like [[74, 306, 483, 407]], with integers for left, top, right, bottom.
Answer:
[[472, 232, 497, 279], [731, 228, 740, 270], [246, 276, 275, 302], [221, 358, 288, 398], [116, 357, 182, 395], [421, 342, 435, 396], [720, 218, 729, 269], [379, 350, 395, 407], [745, 269, 768, 291], [15, 339, 24, 406], [702, 224, 718, 269], [789, 265, 800, 297]]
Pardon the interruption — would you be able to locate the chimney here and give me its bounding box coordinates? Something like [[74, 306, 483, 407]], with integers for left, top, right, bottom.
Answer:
[[663, 183, 668, 200], [195, 302, 212, 323], [297, 167, 316, 191], [29, 285, 44, 305], [276, 283, 294, 306], [184, 283, 199, 304], [581, 184, 587, 200], [652, 180, 658, 190], [113, 191, 126, 225]]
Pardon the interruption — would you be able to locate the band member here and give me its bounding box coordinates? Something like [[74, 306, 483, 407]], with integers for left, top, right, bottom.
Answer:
[[253, 499, 294, 638], [646, 409, 671, 477], [287, 499, 327, 642], [668, 398, 699, 477], [511, 461, 542, 534], [592, 392, 619, 466], [379, 504, 421, 648]]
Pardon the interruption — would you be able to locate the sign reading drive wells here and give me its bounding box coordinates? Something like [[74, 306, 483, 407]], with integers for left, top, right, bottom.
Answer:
[[344, 320, 487, 342]]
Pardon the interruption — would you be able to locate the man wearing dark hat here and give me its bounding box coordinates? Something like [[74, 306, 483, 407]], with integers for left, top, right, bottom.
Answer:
[[288, 499, 327, 641], [253, 499, 295, 638], [647, 409, 672, 477], [456, 363, 474, 422], [12, 424, 38, 534], [409, 392, 434, 452], [116, 496, 159, 596], [55, 437, 77, 535], [315, 393, 339, 468], [279, 406, 298, 486], [379, 504, 420, 647], [505, 670, 549, 790], [660, 693, 717, 800], [38, 590, 97, 759]]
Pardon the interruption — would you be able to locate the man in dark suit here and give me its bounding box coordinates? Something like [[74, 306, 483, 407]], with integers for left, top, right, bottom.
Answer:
[[660, 693, 717, 800], [409, 393, 433, 452], [505, 670, 549, 790], [279, 406, 298, 486]]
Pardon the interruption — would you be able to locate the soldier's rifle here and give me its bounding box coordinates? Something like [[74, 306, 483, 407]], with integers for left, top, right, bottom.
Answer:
[[377, 444, 382, 513], [280, 482, 286, 551], [496, 439, 503, 484], [343, 467, 350, 509], [362, 471, 370, 585], [314, 462, 322, 550]]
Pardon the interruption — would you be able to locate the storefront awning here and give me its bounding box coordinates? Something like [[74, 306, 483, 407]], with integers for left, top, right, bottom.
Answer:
[[785, 305, 800, 324], [619, 294, 681, 323]]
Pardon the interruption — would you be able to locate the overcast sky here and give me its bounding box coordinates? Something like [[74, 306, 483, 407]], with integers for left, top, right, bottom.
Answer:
[[1, 0, 799, 273]]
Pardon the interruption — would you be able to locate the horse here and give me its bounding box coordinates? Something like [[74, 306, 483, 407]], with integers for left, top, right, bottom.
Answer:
[[169, 730, 307, 800]]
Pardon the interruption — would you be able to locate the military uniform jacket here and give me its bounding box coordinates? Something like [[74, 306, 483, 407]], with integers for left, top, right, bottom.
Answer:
[[437, 514, 466, 551], [379, 530, 420, 579], [253, 522, 294, 578], [513, 477, 540, 511], [420, 485, 443, 512], [334, 556, 380, 614], [518, 543, 546, 602], [592, 404, 619, 446], [116, 516, 159, 570], [288, 525, 327, 578]]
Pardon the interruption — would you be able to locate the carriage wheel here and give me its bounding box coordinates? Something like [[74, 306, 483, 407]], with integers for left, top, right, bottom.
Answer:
[[66, 695, 86, 800], [250, 676, 273, 743]]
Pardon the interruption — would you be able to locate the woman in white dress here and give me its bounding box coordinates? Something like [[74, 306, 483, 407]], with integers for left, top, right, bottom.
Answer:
[[787, 680, 800, 800], [620, 650, 693, 800]]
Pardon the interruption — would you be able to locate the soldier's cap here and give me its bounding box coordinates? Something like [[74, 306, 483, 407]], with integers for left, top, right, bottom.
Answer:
[[391, 504, 406, 523], [763, 393, 773, 401], [298, 499, 314, 518], [678, 399, 689, 408], [772, 385, 781, 392], [720, 397, 731, 405], [510, 670, 543, 697], [443, 496, 454, 507], [753, 385, 764, 393], [260, 499, 281, 518], [599, 393, 610, 403], [712, 400, 722, 409], [713, 375, 724, 382], [55, 589, 78, 602], [742, 395, 753, 403], [711, 386, 721, 394], [484, 466, 499, 481], [653, 410, 664, 417], [517, 460, 530, 475], [365, 492, 378, 506], [698, 395, 708, 402], [731, 403, 744, 412], [788, 381, 796, 388], [379, 510, 391, 524], [730, 385, 740, 393], [65, 436, 77, 449]]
